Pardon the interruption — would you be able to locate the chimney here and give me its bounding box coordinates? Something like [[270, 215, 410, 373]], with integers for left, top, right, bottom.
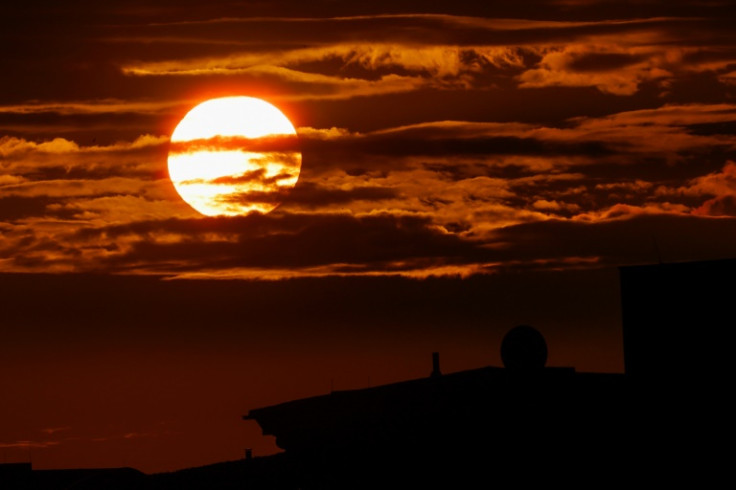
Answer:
[[431, 352, 441, 377]]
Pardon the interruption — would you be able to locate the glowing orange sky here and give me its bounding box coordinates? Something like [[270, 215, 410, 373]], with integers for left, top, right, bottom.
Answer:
[[1, 0, 736, 474]]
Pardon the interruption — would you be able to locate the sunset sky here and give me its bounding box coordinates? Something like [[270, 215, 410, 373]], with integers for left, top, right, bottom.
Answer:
[[2, 0, 736, 473]]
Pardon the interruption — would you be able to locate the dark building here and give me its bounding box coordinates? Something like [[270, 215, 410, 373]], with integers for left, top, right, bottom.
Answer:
[[245, 259, 732, 488], [243, 329, 629, 488], [620, 258, 734, 388], [0, 463, 145, 490]]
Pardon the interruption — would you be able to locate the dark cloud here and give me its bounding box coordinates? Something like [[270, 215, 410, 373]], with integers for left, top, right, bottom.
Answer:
[[6, 208, 729, 277], [168, 135, 299, 154], [221, 181, 399, 207], [66, 213, 479, 273], [207, 169, 292, 187], [108, 16, 710, 51], [288, 182, 399, 206], [0, 196, 58, 221], [2, 4, 735, 127], [566, 52, 648, 73], [300, 129, 613, 176], [488, 213, 736, 265]]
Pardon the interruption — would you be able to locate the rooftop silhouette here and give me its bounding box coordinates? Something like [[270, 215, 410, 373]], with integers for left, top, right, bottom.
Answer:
[[243, 258, 733, 488], [4, 259, 729, 489]]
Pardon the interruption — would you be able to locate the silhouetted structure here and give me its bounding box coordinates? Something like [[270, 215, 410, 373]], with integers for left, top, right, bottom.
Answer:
[[0, 463, 146, 490], [245, 259, 732, 488], [245, 328, 632, 488], [618, 259, 731, 486], [0, 458, 295, 490], [500, 324, 548, 370], [620, 258, 734, 388], [5, 260, 728, 489]]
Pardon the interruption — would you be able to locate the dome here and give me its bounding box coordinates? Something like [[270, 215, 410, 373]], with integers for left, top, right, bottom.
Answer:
[[501, 325, 548, 371]]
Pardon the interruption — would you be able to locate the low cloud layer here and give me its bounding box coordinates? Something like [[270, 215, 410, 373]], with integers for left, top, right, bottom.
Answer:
[[2, 3, 735, 278], [3, 100, 736, 276]]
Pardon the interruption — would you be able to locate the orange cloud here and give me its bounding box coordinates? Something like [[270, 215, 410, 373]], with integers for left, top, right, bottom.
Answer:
[[663, 161, 736, 217], [0, 99, 181, 115], [719, 71, 736, 85], [121, 43, 527, 100], [117, 14, 736, 101], [0, 134, 168, 158], [518, 44, 672, 95], [0, 178, 165, 199], [688, 161, 736, 197], [572, 202, 691, 222], [0, 440, 60, 449]]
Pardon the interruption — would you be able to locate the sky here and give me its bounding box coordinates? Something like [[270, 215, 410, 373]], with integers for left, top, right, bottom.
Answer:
[[2, 0, 736, 473]]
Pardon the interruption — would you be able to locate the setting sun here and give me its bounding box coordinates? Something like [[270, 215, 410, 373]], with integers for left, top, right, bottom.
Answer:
[[3, 0, 734, 479], [168, 96, 301, 216]]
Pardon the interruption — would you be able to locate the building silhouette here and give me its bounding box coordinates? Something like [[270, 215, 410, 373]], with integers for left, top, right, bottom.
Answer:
[[245, 259, 733, 488], [3, 259, 729, 489], [0, 463, 145, 490]]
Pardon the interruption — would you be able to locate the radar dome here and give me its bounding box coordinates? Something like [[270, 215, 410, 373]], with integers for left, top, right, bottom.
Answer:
[[501, 325, 548, 371]]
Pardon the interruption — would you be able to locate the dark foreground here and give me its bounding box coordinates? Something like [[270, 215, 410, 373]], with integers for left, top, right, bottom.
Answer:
[[2, 259, 731, 489]]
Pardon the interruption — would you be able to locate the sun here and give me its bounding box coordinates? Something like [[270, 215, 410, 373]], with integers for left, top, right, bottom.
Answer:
[[168, 96, 301, 216]]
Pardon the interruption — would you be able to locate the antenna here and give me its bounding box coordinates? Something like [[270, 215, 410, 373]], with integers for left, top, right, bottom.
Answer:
[[652, 235, 663, 264], [431, 352, 442, 377]]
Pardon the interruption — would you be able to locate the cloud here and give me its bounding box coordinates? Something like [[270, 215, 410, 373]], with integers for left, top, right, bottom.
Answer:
[[293, 105, 736, 184], [2, 98, 736, 277], [40, 427, 72, 435], [44, 195, 198, 223], [0, 134, 168, 158], [518, 45, 673, 95], [0, 136, 81, 156], [219, 181, 399, 208], [572, 103, 736, 128], [668, 161, 736, 217], [536, 104, 736, 160], [118, 40, 531, 102], [115, 13, 710, 51], [168, 134, 299, 155], [3, 185, 736, 276], [297, 120, 616, 177], [0, 212, 490, 276], [719, 71, 736, 85], [124, 58, 449, 101], [0, 177, 166, 200], [532, 199, 581, 213], [113, 14, 736, 101], [489, 212, 736, 265], [0, 134, 178, 225], [572, 202, 691, 221], [0, 100, 181, 116], [0, 174, 27, 185], [0, 440, 60, 449], [685, 160, 736, 193], [17, 209, 735, 277], [695, 195, 736, 216], [123, 44, 526, 77]]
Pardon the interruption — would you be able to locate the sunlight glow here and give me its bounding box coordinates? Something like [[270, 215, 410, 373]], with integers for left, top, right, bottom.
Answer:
[[168, 96, 301, 216]]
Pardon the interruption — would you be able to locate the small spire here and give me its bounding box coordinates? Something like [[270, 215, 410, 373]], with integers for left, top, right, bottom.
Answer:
[[431, 352, 441, 377]]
